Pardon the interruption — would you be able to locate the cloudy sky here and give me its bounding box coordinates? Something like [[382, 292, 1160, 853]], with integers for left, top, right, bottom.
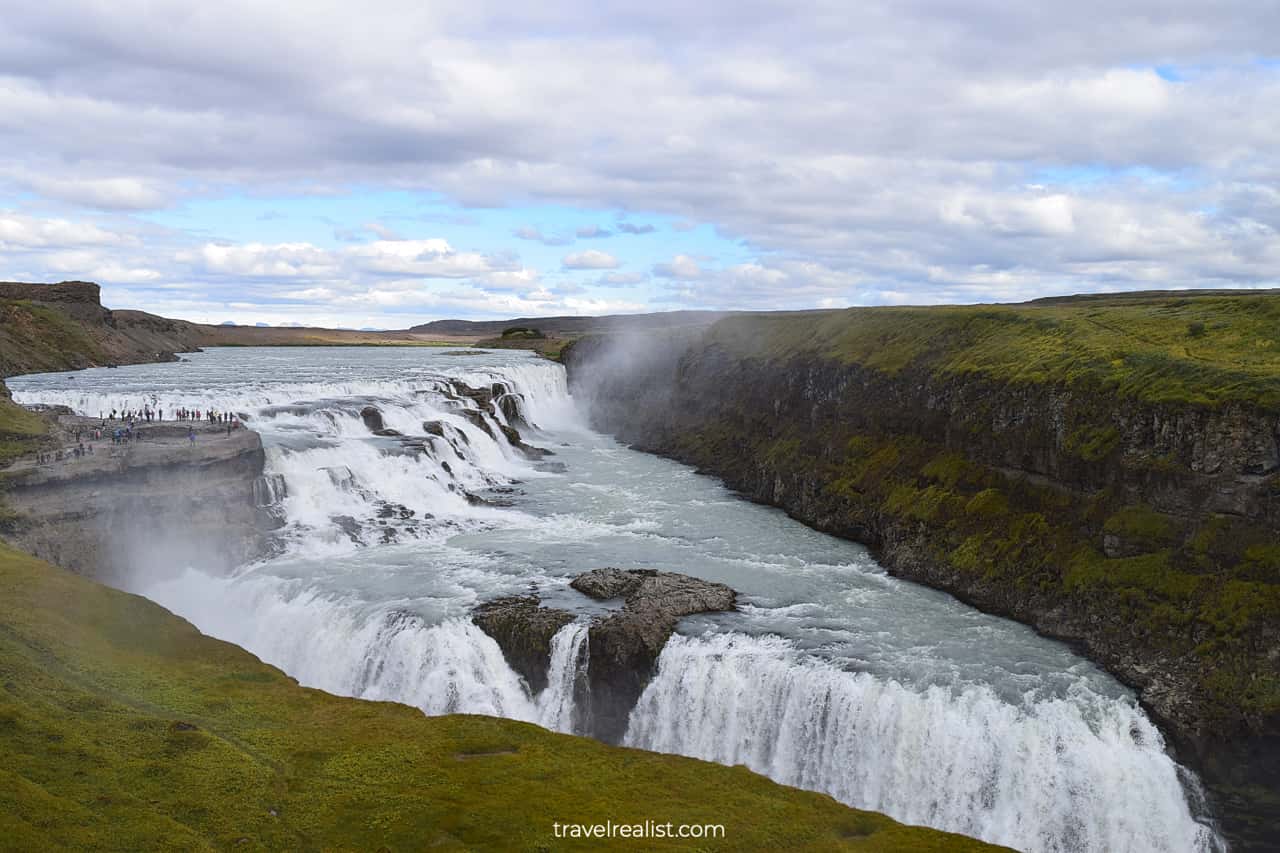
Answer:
[[2, 1, 1279, 327]]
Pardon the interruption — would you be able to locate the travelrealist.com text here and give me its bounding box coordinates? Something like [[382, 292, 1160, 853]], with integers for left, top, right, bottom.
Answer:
[[552, 820, 726, 840]]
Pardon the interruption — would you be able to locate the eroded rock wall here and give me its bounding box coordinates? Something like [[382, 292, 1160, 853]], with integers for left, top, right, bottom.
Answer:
[[563, 330, 1280, 851], [2, 429, 269, 586]]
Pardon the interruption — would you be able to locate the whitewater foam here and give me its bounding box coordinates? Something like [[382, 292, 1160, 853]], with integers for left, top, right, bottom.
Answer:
[[625, 633, 1221, 853], [10, 347, 1226, 853]]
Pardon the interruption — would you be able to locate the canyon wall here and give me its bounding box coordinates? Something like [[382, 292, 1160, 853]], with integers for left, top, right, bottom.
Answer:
[[1, 426, 270, 586], [563, 305, 1280, 850], [1, 281, 266, 585]]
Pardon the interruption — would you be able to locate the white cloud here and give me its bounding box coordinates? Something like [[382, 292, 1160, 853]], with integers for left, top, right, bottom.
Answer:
[[22, 175, 169, 210], [562, 249, 620, 269], [2, 1, 1280, 317], [194, 242, 336, 278], [363, 222, 403, 241], [513, 225, 572, 246], [0, 212, 131, 248], [652, 254, 702, 280], [596, 271, 647, 286]]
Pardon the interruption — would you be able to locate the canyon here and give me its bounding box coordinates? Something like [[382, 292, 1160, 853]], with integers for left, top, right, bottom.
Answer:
[[562, 296, 1280, 850], [2, 281, 1275, 850]]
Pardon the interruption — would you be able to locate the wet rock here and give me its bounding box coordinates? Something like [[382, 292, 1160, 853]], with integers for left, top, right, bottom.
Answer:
[[574, 568, 736, 742], [464, 491, 516, 508], [252, 473, 287, 507], [570, 567, 643, 600], [423, 420, 446, 438], [360, 406, 384, 432], [471, 569, 736, 743], [460, 410, 497, 440], [375, 502, 415, 520], [498, 393, 525, 425], [395, 441, 429, 456], [371, 427, 402, 437], [472, 596, 574, 693], [331, 515, 364, 544], [450, 381, 495, 411]]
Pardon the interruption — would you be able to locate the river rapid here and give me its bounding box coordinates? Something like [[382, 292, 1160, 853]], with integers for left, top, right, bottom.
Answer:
[[10, 346, 1225, 853]]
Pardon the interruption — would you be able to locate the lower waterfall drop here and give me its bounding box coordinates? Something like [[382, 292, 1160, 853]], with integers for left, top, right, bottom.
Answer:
[[10, 348, 1228, 853], [536, 621, 590, 734], [624, 633, 1222, 853]]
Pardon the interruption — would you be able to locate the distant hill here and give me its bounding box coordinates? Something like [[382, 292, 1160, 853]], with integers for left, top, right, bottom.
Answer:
[[409, 310, 729, 337]]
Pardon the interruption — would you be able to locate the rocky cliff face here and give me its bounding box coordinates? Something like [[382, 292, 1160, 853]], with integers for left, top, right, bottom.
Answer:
[[1, 420, 271, 586], [0, 280, 204, 380], [564, 328, 1280, 851]]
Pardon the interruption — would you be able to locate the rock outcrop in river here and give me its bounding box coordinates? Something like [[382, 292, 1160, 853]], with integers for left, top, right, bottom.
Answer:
[[473, 568, 736, 741]]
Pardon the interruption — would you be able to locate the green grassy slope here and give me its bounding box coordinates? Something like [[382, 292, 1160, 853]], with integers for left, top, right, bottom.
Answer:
[[0, 299, 109, 378], [0, 395, 46, 469], [0, 544, 1004, 852], [706, 291, 1280, 408]]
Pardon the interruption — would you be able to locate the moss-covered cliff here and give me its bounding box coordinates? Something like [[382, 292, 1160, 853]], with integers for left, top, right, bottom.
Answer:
[[0, 542, 1006, 851], [564, 290, 1280, 851]]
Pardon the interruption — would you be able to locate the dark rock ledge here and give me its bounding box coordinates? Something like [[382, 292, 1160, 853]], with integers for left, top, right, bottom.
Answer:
[[472, 568, 736, 741]]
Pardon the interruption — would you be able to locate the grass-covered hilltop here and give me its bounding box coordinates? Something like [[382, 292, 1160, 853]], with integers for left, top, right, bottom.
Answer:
[[0, 281, 1002, 851], [565, 288, 1280, 851], [704, 289, 1280, 408]]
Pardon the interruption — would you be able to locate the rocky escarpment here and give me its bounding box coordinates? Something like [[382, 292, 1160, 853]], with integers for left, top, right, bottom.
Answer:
[[473, 568, 736, 741], [1, 417, 271, 585], [0, 280, 204, 380], [563, 310, 1280, 851]]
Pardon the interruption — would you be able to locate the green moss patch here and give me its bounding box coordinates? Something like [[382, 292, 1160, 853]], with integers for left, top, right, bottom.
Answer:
[[705, 292, 1280, 409]]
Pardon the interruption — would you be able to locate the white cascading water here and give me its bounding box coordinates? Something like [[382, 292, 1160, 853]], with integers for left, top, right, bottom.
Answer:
[[8, 347, 1224, 853], [145, 567, 539, 719], [625, 633, 1219, 853], [536, 622, 590, 733]]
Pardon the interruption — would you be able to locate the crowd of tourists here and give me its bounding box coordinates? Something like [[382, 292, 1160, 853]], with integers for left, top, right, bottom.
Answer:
[[98, 406, 238, 425], [29, 402, 246, 466]]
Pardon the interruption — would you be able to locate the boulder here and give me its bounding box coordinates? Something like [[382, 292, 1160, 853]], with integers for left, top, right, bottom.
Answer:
[[574, 569, 735, 741], [471, 596, 575, 693], [471, 568, 736, 742], [360, 406, 384, 432]]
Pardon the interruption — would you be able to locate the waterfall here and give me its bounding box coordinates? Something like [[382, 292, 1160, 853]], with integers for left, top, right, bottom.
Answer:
[[11, 350, 1226, 853], [624, 633, 1223, 853], [536, 622, 590, 733], [9, 357, 579, 551], [143, 567, 540, 721]]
